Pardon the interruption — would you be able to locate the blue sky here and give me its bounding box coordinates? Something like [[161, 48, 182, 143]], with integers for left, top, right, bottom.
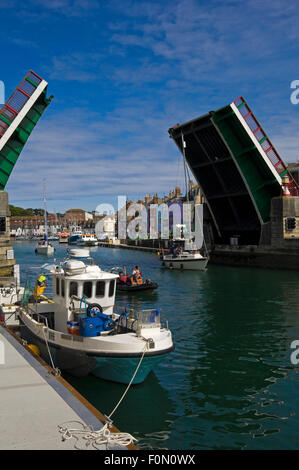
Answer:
[[1, 0, 299, 212]]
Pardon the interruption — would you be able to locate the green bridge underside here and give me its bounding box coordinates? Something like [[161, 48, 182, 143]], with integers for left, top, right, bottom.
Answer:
[[0, 88, 52, 189], [169, 104, 282, 244], [211, 105, 281, 224]]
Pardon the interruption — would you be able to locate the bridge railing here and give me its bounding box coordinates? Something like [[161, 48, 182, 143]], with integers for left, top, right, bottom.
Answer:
[[0, 70, 42, 138], [233, 96, 299, 196]]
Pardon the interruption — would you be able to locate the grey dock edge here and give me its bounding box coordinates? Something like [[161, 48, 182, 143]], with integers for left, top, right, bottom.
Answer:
[[0, 325, 137, 450]]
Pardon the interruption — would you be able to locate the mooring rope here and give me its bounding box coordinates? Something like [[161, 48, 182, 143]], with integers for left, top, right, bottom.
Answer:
[[58, 420, 137, 450], [42, 325, 61, 377], [58, 339, 149, 449], [107, 340, 149, 420]]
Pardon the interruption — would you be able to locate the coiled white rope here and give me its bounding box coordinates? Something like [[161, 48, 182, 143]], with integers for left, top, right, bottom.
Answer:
[[58, 340, 149, 449], [58, 420, 137, 450]]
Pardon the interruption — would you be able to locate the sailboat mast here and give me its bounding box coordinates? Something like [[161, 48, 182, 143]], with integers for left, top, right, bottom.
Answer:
[[43, 179, 48, 242]]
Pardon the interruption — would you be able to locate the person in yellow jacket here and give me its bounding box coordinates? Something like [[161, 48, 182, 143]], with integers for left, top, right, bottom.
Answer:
[[34, 274, 47, 298]]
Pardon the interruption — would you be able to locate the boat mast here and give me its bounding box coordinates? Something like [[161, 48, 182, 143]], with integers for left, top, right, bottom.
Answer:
[[43, 178, 48, 243]]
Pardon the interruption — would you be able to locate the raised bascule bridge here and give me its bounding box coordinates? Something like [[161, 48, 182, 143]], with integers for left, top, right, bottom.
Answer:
[[0, 70, 52, 282], [169, 96, 299, 248]]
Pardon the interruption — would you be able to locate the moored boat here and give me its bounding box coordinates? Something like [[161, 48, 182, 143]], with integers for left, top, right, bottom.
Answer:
[[17, 253, 174, 384], [35, 180, 54, 256], [35, 239, 54, 255], [68, 229, 83, 245], [58, 232, 69, 243], [78, 233, 98, 246]]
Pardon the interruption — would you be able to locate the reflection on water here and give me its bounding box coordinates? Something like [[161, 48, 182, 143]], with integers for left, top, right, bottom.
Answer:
[[13, 241, 299, 450], [63, 369, 174, 450]]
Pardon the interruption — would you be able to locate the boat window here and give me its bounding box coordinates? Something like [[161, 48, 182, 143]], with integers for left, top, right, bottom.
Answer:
[[96, 281, 105, 297], [61, 279, 65, 297], [109, 279, 115, 297], [56, 277, 60, 296], [69, 281, 78, 297], [83, 281, 92, 298]]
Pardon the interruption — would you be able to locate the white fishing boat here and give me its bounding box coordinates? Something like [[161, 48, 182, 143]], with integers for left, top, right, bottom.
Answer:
[[35, 180, 54, 255], [18, 250, 174, 384], [78, 233, 98, 246]]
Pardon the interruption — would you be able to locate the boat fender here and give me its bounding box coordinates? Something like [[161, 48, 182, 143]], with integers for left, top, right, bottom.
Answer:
[[28, 344, 40, 356]]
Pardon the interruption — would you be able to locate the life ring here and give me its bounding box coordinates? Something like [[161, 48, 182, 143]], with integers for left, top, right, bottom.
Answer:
[[87, 303, 103, 316]]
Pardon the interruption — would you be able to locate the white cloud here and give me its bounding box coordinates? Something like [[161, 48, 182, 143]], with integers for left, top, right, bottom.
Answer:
[[6, 104, 187, 210]]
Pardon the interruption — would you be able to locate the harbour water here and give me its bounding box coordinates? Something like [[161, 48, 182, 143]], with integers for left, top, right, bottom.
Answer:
[[13, 240, 299, 450]]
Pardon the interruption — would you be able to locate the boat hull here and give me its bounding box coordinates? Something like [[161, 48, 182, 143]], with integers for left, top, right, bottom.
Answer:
[[19, 316, 174, 385], [36, 245, 54, 255], [117, 281, 158, 293], [162, 256, 208, 271], [91, 355, 166, 384]]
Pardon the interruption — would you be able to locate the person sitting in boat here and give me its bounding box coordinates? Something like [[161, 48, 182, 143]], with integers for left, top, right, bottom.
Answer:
[[134, 266, 143, 285], [175, 246, 182, 256], [129, 268, 137, 285], [119, 271, 128, 283], [135, 265, 142, 277]]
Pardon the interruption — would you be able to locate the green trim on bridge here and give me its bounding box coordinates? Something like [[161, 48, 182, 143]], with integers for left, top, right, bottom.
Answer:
[[0, 88, 53, 189]]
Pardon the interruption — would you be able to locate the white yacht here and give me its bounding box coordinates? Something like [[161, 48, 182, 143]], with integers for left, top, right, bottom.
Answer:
[[162, 250, 208, 270], [35, 240, 54, 255], [18, 250, 174, 384]]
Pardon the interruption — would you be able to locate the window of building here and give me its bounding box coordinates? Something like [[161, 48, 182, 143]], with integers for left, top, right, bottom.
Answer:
[[96, 281, 105, 297], [61, 279, 65, 297], [56, 277, 60, 296]]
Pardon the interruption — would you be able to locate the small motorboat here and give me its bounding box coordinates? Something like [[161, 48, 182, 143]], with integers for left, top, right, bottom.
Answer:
[[117, 279, 158, 293], [17, 253, 174, 384], [111, 267, 158, 293]]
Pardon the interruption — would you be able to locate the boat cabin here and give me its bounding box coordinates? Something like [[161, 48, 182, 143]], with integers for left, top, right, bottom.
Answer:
[[48, 259, 118, 334]]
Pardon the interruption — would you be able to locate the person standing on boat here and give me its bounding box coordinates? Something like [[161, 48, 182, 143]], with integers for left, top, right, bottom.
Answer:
[[34, 274, 47, 298]]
